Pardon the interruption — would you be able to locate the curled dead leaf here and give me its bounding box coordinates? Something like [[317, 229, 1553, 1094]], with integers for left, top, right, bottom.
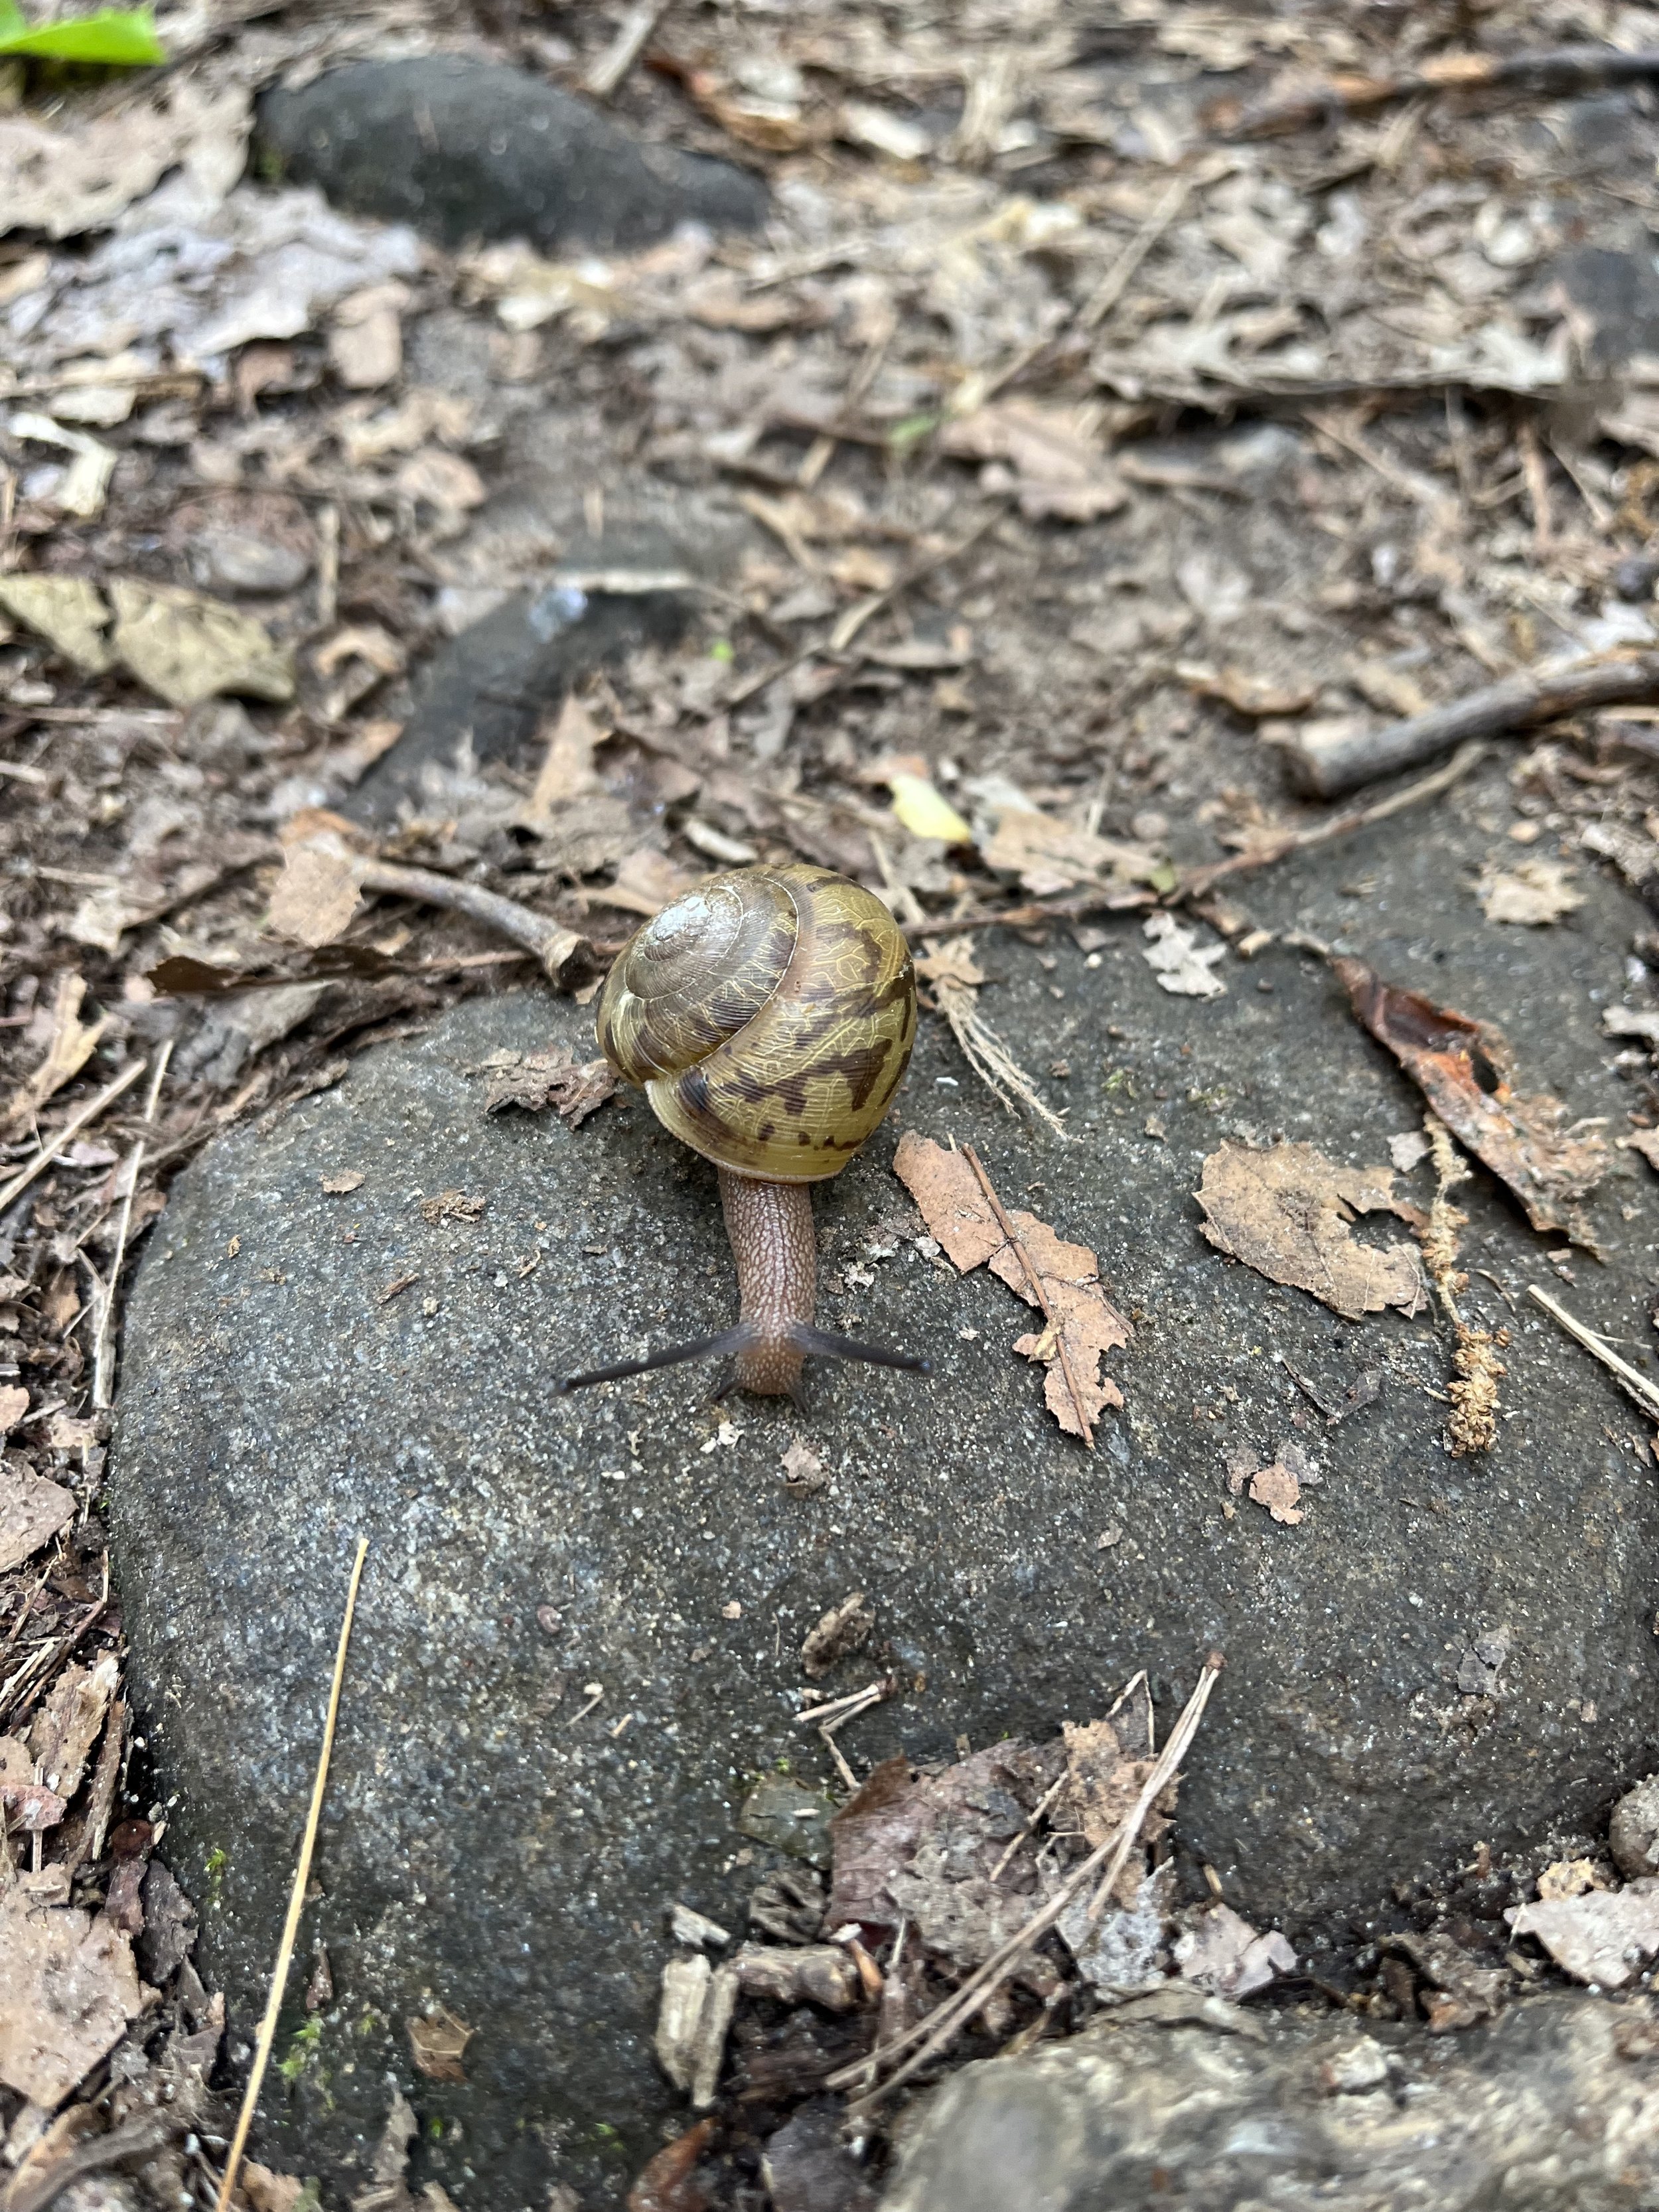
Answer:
[[1334, 958, 1609, 1241]]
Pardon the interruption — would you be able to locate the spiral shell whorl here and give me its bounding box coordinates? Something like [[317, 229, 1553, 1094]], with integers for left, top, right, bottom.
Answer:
[[596, 863, 916, 1184]]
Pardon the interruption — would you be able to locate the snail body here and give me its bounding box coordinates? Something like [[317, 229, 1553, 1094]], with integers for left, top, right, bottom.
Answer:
[[559, 863, 928, 1404]]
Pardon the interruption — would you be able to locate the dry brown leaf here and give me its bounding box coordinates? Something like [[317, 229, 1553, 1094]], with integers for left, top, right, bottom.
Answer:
[[780, 1438, 826, 1493], [800, 1591, 875, 1679], [518, 694, 608, 830], [0, 1889, 147, 2104], [1477, 859, 1583, 926], [240, 2163, 310, 2212], [0, 1467, 75, 1575], [979, 805, 1157, 896], [0, 1386, 27, 1436], [1179, 662, 1318, 717], [1197, 1140, 1423, 1323], [1057, 1716, 1167, 1852], [2, 972, 106, 1134], [407, 2004, 472, 2083], [328, 282, 408, 390], [940, 400, 1127, 522], [1334, 958, 1609, 1242], [0, 78, 248, 237], [593, 848, 700, 917], [109, 578, 294, 709], [321, 1171, 365, 1195], [1249, 1461, 1304, 1524], [28, 1656, 119, 1808], [269, 817, 369, 950], [0, 575, 113, 674], [394, 449, 486, 513], [893, 1133, 1130, 1442]]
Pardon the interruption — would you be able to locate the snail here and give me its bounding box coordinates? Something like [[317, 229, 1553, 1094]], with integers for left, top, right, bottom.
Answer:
[[558, 862, 930, 1406]]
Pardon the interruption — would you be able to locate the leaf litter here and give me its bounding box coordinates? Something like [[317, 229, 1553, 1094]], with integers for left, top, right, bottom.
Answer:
[[1197, 1140, 1425, 1323]]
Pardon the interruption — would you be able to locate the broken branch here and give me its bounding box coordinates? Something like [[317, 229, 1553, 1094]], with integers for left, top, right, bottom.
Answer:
[[1526, 1284, 1659, 1424], [357, 859, 582, 980], [1218, 44, 1659, 141], [1275, 656, 1659, 799]]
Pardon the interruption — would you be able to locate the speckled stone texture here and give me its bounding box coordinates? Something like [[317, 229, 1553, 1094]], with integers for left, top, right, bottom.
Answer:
[[880, 1991, 1659, 2212], [110, 764, 1659, 2205]]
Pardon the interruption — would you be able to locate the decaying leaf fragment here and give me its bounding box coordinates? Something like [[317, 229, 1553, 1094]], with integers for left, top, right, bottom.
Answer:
[[893, 1132, 1130, 1444], [1477, 858, 1583, 926], [407, 2003, 472, 2083], [940, 398, 1127, 522], [108, 577, 295, 707], [1334, 958, 1608, 1242], [1143, 912, 1227, 999], [478, 1045, 618, 1127], [1, 971, 106, 1133], [1197, 1141, 1423, 1322], [0, 1466, 75, 1574], [1175, 1903, 1297, 2000], [979, 805, 1159, 897], [269, 811, 369, 949], [800, 1591, 875, 1679], [0, 1888, 148, 2105], [1511, 1885, 1659, 1988]]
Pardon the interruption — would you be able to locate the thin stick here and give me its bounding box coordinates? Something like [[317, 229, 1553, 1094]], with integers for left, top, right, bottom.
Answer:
[[584, 0, 669, 99], [830, 1655, 1222, 2106], [989, 1771, 1067, 1883], [1278, 653, 1659, 798], [961, 1143, 1093, 1450], [1179, 740, 1486, 900], [359, 860, 581, 980], [93, 1041, 172, 1410], [216, 1538, 370, 2212], [1221, 44, 1659, 141], [0, 1059, 146, 1218], [1526, 1284, 1659, 1422], [1079, 176, 1193, 330]]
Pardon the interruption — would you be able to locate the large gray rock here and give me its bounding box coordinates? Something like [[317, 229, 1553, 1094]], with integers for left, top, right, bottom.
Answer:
[[879, 1989, 1659, 2211], [110, 770, 1659, 2203], [255, 59, 767, 254]]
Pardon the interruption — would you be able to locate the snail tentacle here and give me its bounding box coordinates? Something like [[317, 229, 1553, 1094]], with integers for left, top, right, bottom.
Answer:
[[557, 1328, 755, 1393]]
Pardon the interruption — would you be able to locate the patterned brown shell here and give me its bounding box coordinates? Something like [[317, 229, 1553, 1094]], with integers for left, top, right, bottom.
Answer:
[[595, 863, 916, 1183]]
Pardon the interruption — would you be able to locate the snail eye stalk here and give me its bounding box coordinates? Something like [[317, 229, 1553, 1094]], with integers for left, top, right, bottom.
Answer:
[[557, 1324, 931, 1394]]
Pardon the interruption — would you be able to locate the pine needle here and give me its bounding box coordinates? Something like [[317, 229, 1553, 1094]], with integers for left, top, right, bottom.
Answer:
[[216, 1538, 370, 2212]]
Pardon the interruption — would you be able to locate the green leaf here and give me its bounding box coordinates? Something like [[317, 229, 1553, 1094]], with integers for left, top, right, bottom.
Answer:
[[0, 5, 166, 63]]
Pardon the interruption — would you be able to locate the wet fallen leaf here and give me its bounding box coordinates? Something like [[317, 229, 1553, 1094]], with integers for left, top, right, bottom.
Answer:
[[1512, 1885, 1659, 1988], [1198, 1141, 1423, 1321], [1142, 912, 1227, 997], [0, 1467, 75, 1574], [407, 2003, 472, 2083], [941, 398, 1127, 521], [0, 1888, 147, 2104], [109, 577, 294, 707], [29, 1656, 119, 1807], [1057, 1861, 1175, 1994], [1175, 1902, 1297, 1998], [1334, 958, 1609, 1241], [2, 972, 106, 1133], [1477, 859, 1583, 926], [800, 1591, 874, 1678], [480, 1045, 618, 1128], [893, 1133, 1131, 1443], [0, 573, 113, 673]]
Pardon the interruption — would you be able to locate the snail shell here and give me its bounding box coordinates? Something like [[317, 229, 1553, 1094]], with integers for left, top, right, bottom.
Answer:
[[596, 863, 916, 1183]]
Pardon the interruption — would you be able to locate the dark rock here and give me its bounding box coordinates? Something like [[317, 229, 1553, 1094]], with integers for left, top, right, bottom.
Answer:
[[1613, 553, 1659, 604], [764, 2098, 879, 2212], [879, 1992, 1659, 2211], [110, 765, 1659, 2202], [1550, 242, 1659, 369], [255, 58, 767, 255]]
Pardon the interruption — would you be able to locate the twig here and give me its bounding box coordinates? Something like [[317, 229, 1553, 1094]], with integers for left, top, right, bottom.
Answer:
[[584, 0, 670, 100], [961, 1143, 1092, 1449], [988, 1771, 1067, 1882], [1526, 1284, 1659, 1422], [1178, 740, 1486, 900], [215, 1538, 369, 2212], [358, 860, 581, 980], [92, 1040, 171, 1410], [1277, 654, 1659, 798], [1079, 176, 1194, 330], [828, 1655, 1222, 2106], [0, 1059, 147, 1218], [1219, 44, 1659, 140], [795, 1680, 891, 1728]]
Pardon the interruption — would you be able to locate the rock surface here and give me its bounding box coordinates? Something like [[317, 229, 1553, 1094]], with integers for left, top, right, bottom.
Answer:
[[255, 59, 767, 254], [879, 1988, 1659, 2211], [110, 766, 1659, 2203]]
